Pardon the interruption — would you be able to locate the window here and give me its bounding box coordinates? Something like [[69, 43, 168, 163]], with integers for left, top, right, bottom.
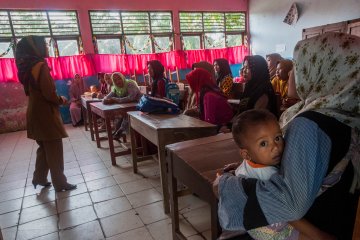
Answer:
[[0, 10, 80, 58], [89, 10, 173, 54], [97, 38, 121, 54], [179, 11, 246, 50]]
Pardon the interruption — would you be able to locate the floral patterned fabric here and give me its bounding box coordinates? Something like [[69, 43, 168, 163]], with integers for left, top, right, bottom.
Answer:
[[280, 32, 360, 130], [219, 74, 233, 98]]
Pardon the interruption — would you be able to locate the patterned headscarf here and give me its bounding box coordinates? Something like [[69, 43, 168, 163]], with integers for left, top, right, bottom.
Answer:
[[266, 53, 283, 80], [214, 58, 232, 85], [241, 55, 277, 116], [280, 32, 360, 130], [15, 36, 47, 95]]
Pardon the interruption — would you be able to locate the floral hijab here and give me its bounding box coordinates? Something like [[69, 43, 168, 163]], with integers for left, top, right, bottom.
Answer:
[[280, 32, 360, 130]]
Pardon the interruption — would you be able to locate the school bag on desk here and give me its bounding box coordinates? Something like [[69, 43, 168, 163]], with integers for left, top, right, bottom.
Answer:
[[136, 95, 180, 114]]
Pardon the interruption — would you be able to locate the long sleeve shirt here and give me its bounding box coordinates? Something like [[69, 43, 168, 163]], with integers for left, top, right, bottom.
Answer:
[[218, 111, 354, 239], [104, 81, 142, 103]]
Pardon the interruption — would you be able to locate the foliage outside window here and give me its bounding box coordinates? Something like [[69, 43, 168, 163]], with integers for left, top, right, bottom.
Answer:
[[89, 11, 173, 54], [0, 10, 80, 58], [179, 12, 246, 50]]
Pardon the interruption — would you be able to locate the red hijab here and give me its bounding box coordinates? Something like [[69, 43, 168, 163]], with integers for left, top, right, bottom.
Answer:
[[186, 68, 218, 104]]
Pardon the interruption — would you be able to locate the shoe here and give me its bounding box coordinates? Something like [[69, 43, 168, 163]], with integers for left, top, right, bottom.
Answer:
[[55, 183, 77, 192], [32, 180, 52, 189]]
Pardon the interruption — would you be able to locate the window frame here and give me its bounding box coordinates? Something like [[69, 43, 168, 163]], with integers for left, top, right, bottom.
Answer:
[[89, 10, 174, 54], [0, 9, 81, 58], [179, 11, 246, 50]]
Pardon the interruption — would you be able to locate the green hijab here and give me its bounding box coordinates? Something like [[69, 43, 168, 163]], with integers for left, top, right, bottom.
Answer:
[[112, 72, 137, 97]]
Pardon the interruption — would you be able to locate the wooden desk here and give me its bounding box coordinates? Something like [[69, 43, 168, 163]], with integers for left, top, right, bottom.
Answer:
[[166, 134, 240, 240], [81, 96, 101, 141], [128, 111, 218, 213], [90, 102, 137, 165]]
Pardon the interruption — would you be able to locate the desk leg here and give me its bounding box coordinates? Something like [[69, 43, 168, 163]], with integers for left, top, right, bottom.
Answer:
[[158, 144, 170, 214], [105, 117, 116, 166], [130, 126, 138, 173], [211, 197, 220, 240], [82, 106, 88, 131], [92, 112, 101, 148], [168, 153, 186, 240], [88, 106, 95, 141]]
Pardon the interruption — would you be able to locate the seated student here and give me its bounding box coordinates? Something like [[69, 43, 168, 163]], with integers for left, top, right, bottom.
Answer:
[[97, 72, 107, 98], [184, 61, 216, 118], [238, 55, 277, 117], [104, 73, 113, 94], [281, 69, 300, 109], [219, 109, 335, 240], [271, 59, 293, 99], [69, 73, 85, 127], [89, 85, 99, 98], [213, 58, 233, 98], [147, 60, 167, 98], [186, 68, 233, 131], [215, 32, 360, 240], [103, 72, 142, 139], [266, 53, 283, 81]]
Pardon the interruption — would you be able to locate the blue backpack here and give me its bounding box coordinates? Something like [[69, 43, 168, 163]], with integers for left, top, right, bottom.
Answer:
[[165, 79, 180, 105], [136, 95, 180, 114]]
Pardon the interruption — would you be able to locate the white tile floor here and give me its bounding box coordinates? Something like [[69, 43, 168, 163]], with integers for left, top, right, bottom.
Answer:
[[0, 125, 212, 240]]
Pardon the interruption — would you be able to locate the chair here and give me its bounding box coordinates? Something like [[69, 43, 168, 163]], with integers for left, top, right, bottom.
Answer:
[[168, 67, 180, 82]]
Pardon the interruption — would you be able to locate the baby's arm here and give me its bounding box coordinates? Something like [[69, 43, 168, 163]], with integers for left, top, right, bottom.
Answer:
[[223, 162, 241, 174], [289, 219, 336, 240]]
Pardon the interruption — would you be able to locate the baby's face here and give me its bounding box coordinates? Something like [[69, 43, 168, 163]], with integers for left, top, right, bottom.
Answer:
[[240, 120, 284, 166]]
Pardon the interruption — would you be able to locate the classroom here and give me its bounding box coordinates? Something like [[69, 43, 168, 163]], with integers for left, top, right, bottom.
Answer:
[[0, 0, 359, 239]]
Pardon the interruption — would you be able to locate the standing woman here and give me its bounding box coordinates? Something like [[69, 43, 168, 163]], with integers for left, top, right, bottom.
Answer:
[[147, 60, 166, 98], [213, 58, 233, 98], [69, 73, 85, 126], [239, 55, 277, 116], [15, 36, 76, 192]]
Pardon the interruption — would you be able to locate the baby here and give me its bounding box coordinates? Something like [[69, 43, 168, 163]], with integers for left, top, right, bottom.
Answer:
[[218, 109, 335, 240]]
